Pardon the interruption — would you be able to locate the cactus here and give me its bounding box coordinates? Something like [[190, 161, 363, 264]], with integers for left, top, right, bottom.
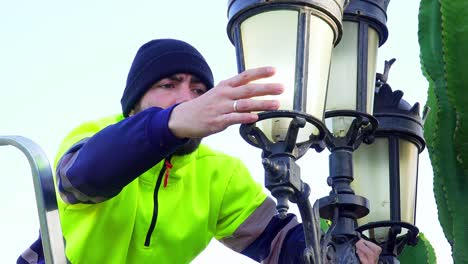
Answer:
[[419, 0, 468, 262], [399, 233, 436, 264]]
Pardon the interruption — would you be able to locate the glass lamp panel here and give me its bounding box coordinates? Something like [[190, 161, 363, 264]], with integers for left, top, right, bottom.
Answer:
[[280, 14, 335, 142], [365, 26, 379, 114], [240, 10, 300, 142], [352, 138, 391, 243], [240, 10, 298, 110], [326, 21, 358, 111], [325, 22, 358, 136], [324, 116, 355, 137], [399, 140, 419, 225], [241, 10, 334, 143], [306, 14, 335, 119], [257, 117, 319, 142]]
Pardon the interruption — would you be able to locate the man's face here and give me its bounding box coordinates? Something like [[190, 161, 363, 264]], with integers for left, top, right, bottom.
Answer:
[[130, 73, 208, 155], [134, 73, 207, 112]]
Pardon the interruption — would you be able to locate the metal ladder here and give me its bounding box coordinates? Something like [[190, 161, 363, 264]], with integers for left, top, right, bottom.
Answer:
[[1, 136, 67, 263]]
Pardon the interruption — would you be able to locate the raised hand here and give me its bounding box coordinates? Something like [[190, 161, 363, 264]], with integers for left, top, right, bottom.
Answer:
[[168, 66, 284, 139]]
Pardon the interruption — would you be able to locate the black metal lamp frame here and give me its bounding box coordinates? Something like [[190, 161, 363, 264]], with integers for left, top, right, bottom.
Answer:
[[317, 110, 377, 264], [240, 110, 327, 263], [239, 109, 378, 264], [239, 74, 424, 264]]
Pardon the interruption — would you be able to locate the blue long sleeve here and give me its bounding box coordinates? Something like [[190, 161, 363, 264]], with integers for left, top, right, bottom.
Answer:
[[56, 105, 187, 202], [240, 213, 307, 263], [279, 223, 307, 263]]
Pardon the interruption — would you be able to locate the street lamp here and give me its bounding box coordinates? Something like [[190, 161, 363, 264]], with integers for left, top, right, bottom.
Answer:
[[326, 0, 390, 136], [227, 1, 349, 262], [226, 0, 423, 263], [354, 66, 425, 262], [227, 0, 348, 143]]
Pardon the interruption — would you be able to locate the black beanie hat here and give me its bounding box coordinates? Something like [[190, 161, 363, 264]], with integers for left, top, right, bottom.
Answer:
[[121, 39, 214, 117]]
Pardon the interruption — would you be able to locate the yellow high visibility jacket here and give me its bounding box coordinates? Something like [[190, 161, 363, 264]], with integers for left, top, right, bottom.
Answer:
[[54, 114, 267, 263]]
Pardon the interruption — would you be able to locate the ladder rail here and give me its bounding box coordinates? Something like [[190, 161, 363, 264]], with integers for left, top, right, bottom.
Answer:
[[1, 135, 66, 264]]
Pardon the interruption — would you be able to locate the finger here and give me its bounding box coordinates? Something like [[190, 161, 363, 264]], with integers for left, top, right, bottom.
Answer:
[[358, 239, 382, 258], [356, 248, 371, 264], [229, 82, 284, 99], [363, 240, 382, 255], [356, 239, 380, 264], [230, 99, 280, 113], [356, 240, 373, 263], [226, 66, 276, 87], [220, 112, 259, 127]]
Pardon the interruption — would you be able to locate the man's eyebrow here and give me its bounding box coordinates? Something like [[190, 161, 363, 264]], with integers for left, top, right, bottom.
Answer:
[[167, 75, 183, 82], [167, 74, 202, 84]]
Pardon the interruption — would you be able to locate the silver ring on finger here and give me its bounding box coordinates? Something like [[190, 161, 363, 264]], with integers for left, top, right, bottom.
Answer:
[[233, 100, 239, 113]]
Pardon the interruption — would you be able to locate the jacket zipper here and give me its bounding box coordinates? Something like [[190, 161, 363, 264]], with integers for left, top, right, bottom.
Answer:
[[144, 157, 170, 247]]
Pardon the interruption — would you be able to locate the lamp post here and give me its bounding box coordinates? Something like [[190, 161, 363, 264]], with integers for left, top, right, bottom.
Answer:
[[226, 0, 423, 263]]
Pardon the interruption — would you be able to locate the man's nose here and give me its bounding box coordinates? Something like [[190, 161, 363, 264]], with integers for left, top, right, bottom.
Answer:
[[176, 84, 193, 103]]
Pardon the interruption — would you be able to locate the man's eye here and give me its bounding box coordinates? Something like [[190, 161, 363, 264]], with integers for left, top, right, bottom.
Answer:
[[192, 88, 206, 95]]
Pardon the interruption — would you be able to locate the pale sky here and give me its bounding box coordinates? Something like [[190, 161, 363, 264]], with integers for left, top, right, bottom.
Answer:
[[0, 1, 453, 263]]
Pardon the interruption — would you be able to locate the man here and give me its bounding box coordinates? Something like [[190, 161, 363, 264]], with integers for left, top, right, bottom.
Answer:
[[18, 39, 381, 263]]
